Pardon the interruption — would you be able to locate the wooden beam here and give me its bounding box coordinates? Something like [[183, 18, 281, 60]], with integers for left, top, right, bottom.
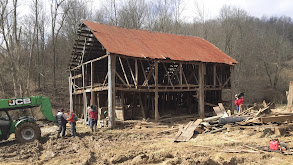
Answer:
[[72, 74, 82, 79], [230, 66, 235, 114], [142, 67, 154, 86], [261, 115, 293, 123], [135, 59, 138, 88], [90, 62, 95, 105], [108, 53, 116, 129], [71, 54, 108, 71], [115, 70, 128, 87], [126, 58, 136, 87], [213, 64, 217, 86], [118, 57, 130, 86], [139, 93, 146, 119], [198, 63, 205, 118], [179, 63, 183, 85], [139, 60, 147, 82], [182, 68, 189, 86], [102, 72, 108, 87], [155, 60, 159, 121], [162, 63, 173, 86], [222, 76, 231, 88]]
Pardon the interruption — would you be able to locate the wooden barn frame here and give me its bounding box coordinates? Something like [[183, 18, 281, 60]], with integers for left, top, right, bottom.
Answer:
[[69, 20, 237, 128]]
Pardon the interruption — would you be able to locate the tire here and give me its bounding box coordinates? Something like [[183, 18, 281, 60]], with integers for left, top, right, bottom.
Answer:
[[15, 122, 41, 143]]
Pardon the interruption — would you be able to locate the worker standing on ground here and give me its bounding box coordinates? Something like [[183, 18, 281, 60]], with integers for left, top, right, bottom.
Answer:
[[235, 93, 244, 113], [87, 106, 91, 126], [67, 110, 77, 137], [56, 108, 67, 138], [89, 105, 98, 132]]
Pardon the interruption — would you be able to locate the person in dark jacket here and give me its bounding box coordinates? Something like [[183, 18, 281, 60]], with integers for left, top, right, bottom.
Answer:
[[89, 105, 98, 132], [56, 108, 67, 138], [67, 110, 77, 137]]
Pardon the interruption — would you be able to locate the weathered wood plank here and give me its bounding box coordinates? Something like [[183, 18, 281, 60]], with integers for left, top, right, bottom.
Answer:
[[174, 119, 203, 142], [260, 115, 293, 123]]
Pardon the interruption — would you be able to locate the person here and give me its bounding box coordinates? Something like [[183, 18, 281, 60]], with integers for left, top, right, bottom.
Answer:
[[56, 108, 67, 138], [89, 105, 98, 132], [67, 110, 77, 137], [234, 94, 239, 113], [87, 106, 92, 126], [234, 93, 244, 113]]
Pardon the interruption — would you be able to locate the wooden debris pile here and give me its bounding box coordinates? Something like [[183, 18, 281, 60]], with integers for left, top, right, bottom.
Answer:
[[173, 101, 293, 142]]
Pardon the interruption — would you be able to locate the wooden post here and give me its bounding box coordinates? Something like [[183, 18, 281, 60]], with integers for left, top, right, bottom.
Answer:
[[97, 93, 101, 121], [135, 59, 138, 89], [90, 62, 95, 105], [155, 60, 159, 121], [179, 63, 183, 86], [198, 63, 205, 118], [139, 93, 146, 119], [69, 72, 73, 111], [82, 63, 87, 123], [230, 66, 235, 115], [121, 92, 125, 120], [213, 64, 217, 86], [108, 53, 116, 128]]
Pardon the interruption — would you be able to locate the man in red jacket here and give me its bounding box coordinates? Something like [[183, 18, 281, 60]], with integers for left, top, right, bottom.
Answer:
[[67, 110, 77, 137], [235, 94, 244, 113], [89, 105, 98, 132]]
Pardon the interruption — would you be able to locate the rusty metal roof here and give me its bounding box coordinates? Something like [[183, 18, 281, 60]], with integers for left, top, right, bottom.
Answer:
[[83, 20, 237, 65]]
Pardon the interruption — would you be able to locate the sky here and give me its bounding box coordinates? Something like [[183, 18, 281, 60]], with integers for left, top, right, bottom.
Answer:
[[18, 0, 293, 22], [178, 0, 293, 22]]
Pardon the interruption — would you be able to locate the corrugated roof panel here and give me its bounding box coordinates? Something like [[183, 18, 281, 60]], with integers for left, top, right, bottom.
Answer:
[[83, 20, 238, 65]]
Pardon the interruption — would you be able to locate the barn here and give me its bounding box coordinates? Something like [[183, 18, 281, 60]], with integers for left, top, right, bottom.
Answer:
[[69, 20, 238, 128]]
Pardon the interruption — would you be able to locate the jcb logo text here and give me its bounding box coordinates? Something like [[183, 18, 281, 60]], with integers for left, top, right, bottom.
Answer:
[[8, 98, 31, 106]]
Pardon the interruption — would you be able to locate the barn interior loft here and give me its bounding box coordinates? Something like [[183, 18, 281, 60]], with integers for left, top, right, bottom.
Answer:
[[69, 20, 238, 128]]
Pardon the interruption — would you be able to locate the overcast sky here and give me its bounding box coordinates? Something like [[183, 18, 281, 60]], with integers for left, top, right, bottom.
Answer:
[[180, 0, 293, 21], [19, 0, 293, 22]]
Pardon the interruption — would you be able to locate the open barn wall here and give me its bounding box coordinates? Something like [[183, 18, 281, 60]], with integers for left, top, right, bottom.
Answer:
[[69, 22, 236, 128], [70, 54, 233, 120]]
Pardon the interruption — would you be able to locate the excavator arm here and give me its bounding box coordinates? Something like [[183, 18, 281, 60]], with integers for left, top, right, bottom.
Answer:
[[0, 95, 56, 121]]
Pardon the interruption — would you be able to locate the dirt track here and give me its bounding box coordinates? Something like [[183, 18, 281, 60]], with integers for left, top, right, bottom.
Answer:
[[0, 119, 292, 165]]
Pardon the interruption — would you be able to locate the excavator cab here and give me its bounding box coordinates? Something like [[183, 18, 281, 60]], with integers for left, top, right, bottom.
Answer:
[[0, 110, 12, 140]]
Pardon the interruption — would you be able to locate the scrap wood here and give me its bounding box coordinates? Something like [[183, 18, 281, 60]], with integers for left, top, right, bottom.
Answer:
[[218, 103, 229, 117], [213, 105, 228, 117], [203, 115, 221, 122], [243, 145, 267, 153], [235, 106, 254, 116], [157, 127, 179, 135], [219, 149, 260, 153], [244, 103, 272, 122], [174, 121, 193, 140], [221, 137, 242, 143], [260, 115, 293, 123], [209, 127, 227, 134], [174, 119, 203, 142]]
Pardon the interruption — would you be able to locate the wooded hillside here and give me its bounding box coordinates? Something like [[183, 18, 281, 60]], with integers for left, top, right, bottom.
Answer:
[[0, 0, 292, 105]]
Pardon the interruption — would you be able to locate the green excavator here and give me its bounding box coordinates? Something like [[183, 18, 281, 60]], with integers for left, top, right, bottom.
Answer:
[[0, 96, 56, 142]]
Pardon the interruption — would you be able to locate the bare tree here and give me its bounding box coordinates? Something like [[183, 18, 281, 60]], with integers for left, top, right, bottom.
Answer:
[[50, 0, 70, 92], [118, 0, 148, 29]]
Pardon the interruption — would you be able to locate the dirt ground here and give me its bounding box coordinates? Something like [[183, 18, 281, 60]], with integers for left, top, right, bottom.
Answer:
[[0, 117, 292, 165]]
